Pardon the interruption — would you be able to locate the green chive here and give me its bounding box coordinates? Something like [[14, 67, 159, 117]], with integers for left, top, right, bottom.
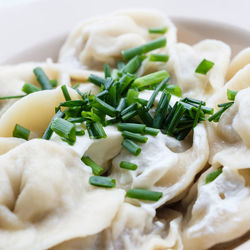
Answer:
[[208, 102, 233, 122], [104, 63, 111, 78], [88, 74, 106, 87], [67, 117, 86, 123], [182, 97, 206, 106], [122, 139, 141, 156], [72, 83, 80, 89], [195, 59, 214, 75], [76, 128, 85, 136], [144, 127, 159, 136], [61, 85, 71, 101], [165, 84, 182, 97], [126, 188, 162, 201], [50, 79, 58, 88], [86, 121, 106, 139], [146, 77, 169, 110], [122, 55, 145, 74], [117, 61, 125, 71], [136, 98, 148, 106], [132, 70, 170, 89], [92, 97, 117, 117], [193, 103, 202, 128], [42, 110, 64, 140], [122, 131, 148, 143], [119, 73, 135, 94], [120, 161, 137, 170], [33, 67, 53, 90], [96, 90, 108, 100], [51, 117, 76, 142], [148, 27, 167, 34], [13, 124, 30, 140], [118, 123, 146, 133], [138, 106, 153, 127], [0, 94, 26, 100], [116, 98, 127, 113], [205, 168, 222, 184], [121, 110, 137, 121], [217, 102, 234, 108], [126, 89, 139, 106], [227, 89, 238, 101], [81, 155, 104, 176], [60, 100, 86, 107], [149, 54, 169, 62], [89, 176, 116, 188], [167, 103, 185, 134], [121, 103, 137, 116], [122, 37, 167, 60], [22, 83, 41, 94]]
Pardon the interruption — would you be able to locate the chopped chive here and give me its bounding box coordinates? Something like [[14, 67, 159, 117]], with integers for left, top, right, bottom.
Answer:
[[81, 155, 104, 175], [148, 27, 167, 34], [120, 161, 137, 170], [193, 103, 202, 128], [121, 110, 138, 121], [126, 89, 139, 106], [103, 77, 114, 90], [119, 73, 135, 93], [118, 123, 146, 133], [182, 97, 206, 106], [122, 55, 145, 74], [146, 77, 169, 110], [50, 79, 58, 87], [67, 117, 86, 123], [111, 69, 121, 80], [122, 130, 148, 143], [89, 176, 116, 188], [92, 97, 117, 117], [13, 124, 30, 140], [195, 59, 214, 75], [192, 104, 214, 114], [164, 102, 177, 128], [126, 188, 162, 201], [88, 74, 106, 87], [104, 63, 111, 78], [227, 89, 238, 101], [81, 110, 102, 123], [60, 100, 87, 107], [96, 90, 108, 100], [61, 85, 71, 101], [116, 98, 127, 113], [132, 70, 170, 89], [0, 94, 26, 100], [138, 106, 153, 127], [153, 91, 171, 128], [144, 127, 159, 136], [86, 122, 95, 139], [205, 168, 222, 184], [175, 127, 192, 140], [92, 122, 107, 139], [72, 83, 80, 89], [208, 102, 233, 122], [122, 139, 141, 156], [33, 67, 53, 90], [217, 102, 234, 108], [149, 54, 169, 62], [76, 128, 85, 136], [165, 84, 182, 97], [167, 103, 185, 134], [22, 83, 41, 94], [122, 37, 167, 60], [51, 117, 76, 142], [121, 103, 137, 116], [117, 61, 126, 71], [136, 98, 148, 106], [42, 110, 64, 140]]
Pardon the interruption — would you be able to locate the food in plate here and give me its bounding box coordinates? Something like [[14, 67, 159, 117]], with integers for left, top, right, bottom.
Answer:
[[0, 9, 249, 250]]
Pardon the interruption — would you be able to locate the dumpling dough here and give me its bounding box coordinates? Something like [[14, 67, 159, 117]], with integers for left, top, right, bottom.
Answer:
[[59, 9, 177, 69], [0, 139, 124, 250], [111, 123, 209, 209]]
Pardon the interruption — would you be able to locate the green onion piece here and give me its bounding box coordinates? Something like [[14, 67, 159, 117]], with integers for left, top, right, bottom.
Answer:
[[61, 85, 71, 101], [42, 110, 64, 140], [227, 89, 238, 101], [149, 54, 169, 62], [33, 67, 53, 90], [217, 102, 234, 108], [51, 117, 76, 142], [117, 61, 126, 71], [0, 94, 26, 100], [208, 102, 233, 122], [205, 168, 222, 184], [60, 100, 86, 107], [92, 97, 117, 117], [122, 139, 141, 156], [103, 77, 114, 90], [138, 106, 153, 127], [122, 55, 145, 74], [132, 70, 170, 89], [67, 117, 86, 123], [81, 155, 104, 175], [121, 110, 138, 121], [111, 69, 121, 80], [82, 110, 102, 123], [96, 90, 108, 100], [22, 83, 41, 94], [122, 37, 167, 60], [126, 89, 139, 106], [89, 176, 116, 188], [167, 103, 185, 134], [121, 103, 137, 116], [76, 128, 85, 136], [165, 84, 182, 97], [118, 123, 146, 133], [148, 27, 167, 34], [193, 103, 202, 128], [92, 122, 107, 139], [195, 59, 214, 75], [144, 127, 159, 136], [136, 98, 148, 106], [88, 74, 106, 87], [119, 73, 135, 93], [126, 188, 162, 201], [50, 79, 58, 88], [175, 127, 192, 141], [116, 98, 127, 113], [104, 63, 111, 78], [146, 77, 169, 110], [182, 97, 206, 106], [122, 130, 148, 143], [13, 124, 30, 140], [72, 83, 80, 89], [120, 161, 137, 170]]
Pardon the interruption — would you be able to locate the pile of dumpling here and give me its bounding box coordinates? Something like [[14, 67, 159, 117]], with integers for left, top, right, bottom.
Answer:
[[0, 9, 249, 250]]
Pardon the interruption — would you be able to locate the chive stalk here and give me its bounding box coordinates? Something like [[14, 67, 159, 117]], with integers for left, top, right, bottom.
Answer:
[[61, 85, 71, 101], [13, 124, 30, 140], [22, 83, 41, 94], [120, 161, 138, 170], [195, 59, 214, 75], [33, 67, 53, 90], [81, 155, 104, 175], [89, 176, 116, 188], [122, 139, 141, 156], [149, 54, 169, 62], [126, 188, 162, 201], [148, 27, 167, 34], [122, 131, 148, 143]]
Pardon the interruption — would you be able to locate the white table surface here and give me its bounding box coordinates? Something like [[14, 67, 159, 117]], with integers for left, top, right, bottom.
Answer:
[[0, 0, 249, 63]]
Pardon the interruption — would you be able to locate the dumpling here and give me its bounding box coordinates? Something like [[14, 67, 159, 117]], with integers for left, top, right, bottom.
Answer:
[[59, 9, 177, 69], [0, 139, 125, 249]]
